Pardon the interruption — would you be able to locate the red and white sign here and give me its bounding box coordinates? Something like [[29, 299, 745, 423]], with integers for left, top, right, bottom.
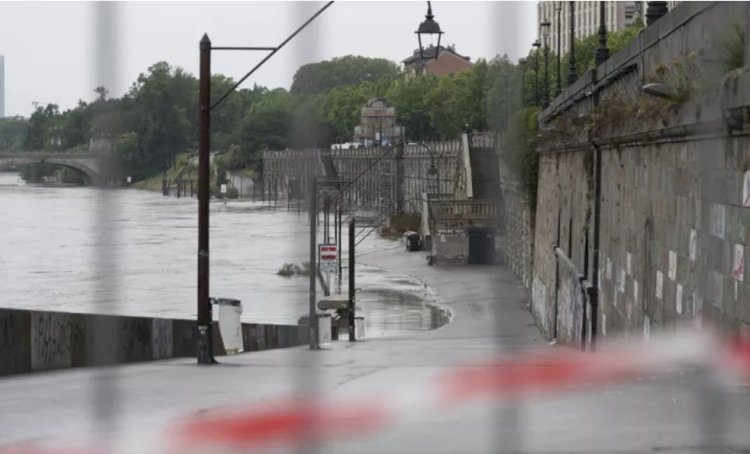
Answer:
[[319, 244, 337, 272]]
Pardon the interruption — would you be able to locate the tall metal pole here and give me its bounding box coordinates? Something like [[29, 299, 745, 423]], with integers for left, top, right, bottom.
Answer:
[[337, 205, 343, 294], [567, 1, 577, 86], [348, 218, 356, 342], [541, 21, 551, 107], [309, 177, 318, 349], [533, 40, 540, 105], [197, 34, 214, 364], [556, 2, 562, 97], [595, 0, 609, 66]]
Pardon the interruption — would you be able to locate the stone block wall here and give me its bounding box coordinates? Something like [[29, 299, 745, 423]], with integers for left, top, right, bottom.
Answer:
[[431, 224, 469, 265], [497, 163, 534, 290], [0, 308, 308, 376], [527, 1, 750, 344]]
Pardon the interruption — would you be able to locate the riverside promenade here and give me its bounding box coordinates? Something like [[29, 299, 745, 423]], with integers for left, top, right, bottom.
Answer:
[[1, 242, 749, 453]]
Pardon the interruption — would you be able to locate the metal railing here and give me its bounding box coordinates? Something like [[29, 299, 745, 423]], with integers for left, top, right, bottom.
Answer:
[[429, 199, 498, 220]]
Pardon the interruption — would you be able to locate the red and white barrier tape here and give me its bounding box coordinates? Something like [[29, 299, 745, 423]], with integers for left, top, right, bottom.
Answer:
[[3, 329, 750, 454]]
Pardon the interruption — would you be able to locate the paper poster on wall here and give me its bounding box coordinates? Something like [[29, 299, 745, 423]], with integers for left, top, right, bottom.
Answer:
[[689, 229, 697, 261], [668, 250, 677, 281], [732, 243, 745, 282], [743, 170, 750, 207], [676, 284, 683, 315], [656, 271, 664, 299]]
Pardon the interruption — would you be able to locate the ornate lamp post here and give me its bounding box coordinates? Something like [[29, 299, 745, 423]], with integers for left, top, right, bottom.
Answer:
[[540, 20, 551, 107], [595, 1, 609, 66], [532, 39, 541, 105], [415, 1, 444, 65], [567, 1, 577, 86]]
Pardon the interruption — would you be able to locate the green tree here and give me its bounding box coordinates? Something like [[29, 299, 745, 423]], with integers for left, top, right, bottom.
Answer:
[[0, 117, 28, 151], [291, 55, 399, 95]]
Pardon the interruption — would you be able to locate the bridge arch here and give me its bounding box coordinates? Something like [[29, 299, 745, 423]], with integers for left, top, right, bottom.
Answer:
[[0, 155, 101, 185]]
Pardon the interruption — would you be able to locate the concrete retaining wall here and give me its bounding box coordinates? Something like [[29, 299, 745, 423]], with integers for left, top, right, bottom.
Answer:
[[0, 308, 308, 376]]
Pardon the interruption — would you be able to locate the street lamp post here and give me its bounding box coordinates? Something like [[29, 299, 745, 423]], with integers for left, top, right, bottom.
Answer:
[[540, 20, 551, 108], [595, 1, 609, 66], [532, 39, 541, 105], [415, 1, 443, 67], [567, 1, 577, 86], [555, 2, 562, 97], [196, 3, 333, 364]]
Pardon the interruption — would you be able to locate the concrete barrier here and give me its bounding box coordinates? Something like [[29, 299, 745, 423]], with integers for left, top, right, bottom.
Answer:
[[0, 308, 308, 377]]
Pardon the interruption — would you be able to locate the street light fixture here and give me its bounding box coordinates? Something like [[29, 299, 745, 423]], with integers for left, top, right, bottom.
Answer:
[[540, 20, 551, 108], [532, 39, 541, 105], [415, 1, 444, 64]]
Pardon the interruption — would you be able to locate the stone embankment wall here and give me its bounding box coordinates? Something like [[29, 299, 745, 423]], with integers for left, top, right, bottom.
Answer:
[[0, 308, 307, 376], [530, 1, 750, 346]]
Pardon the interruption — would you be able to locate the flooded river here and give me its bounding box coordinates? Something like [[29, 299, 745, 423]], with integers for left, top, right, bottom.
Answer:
[[0, 172, 445, 337]]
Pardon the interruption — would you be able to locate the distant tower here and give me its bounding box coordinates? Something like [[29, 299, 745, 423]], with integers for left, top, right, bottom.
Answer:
[[0, 56, 4, 118]]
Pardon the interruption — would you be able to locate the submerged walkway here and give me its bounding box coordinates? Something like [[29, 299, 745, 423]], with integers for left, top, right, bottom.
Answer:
[[1, 243, 749, 453]]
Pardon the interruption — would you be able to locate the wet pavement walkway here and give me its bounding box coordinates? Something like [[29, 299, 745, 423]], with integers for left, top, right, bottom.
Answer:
[[1, 242, 749, 453]]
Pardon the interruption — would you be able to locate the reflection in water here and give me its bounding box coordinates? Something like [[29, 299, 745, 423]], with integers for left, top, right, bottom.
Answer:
[[0, 172, 446, 337]]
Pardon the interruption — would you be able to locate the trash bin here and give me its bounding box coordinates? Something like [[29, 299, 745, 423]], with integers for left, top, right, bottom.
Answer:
[[318, 313, 332, 348], [355, 316, 365, 340], [405, 232, 421, 252], [212, 298, 243, 355]]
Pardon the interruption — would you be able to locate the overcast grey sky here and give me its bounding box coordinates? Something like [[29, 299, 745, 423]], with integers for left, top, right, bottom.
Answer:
[[0, 1, 536, 117]]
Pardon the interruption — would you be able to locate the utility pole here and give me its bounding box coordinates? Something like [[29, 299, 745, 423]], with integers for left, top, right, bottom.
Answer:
[[309, 178, 318, 349], [348, 217, 356, 341], [196, 34, 214, 365]]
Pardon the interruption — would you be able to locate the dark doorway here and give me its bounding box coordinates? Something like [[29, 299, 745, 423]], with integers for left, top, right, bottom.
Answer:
[[468, 227, 496, 264]]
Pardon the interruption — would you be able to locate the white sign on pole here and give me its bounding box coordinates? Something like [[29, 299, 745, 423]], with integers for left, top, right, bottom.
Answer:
[[220, 184, 227, 194], [319, 244, 337, 272], [126, 176, 132, 184]]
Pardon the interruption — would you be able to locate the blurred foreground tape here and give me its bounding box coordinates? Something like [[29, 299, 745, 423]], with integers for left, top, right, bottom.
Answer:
[[3, 329, 749, 454]]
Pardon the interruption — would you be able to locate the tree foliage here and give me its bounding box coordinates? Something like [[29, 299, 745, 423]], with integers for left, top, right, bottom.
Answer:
[[291, 56, 399, 95]]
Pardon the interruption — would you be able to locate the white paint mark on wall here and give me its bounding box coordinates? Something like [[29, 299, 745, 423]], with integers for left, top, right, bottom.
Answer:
[[732, 243, 744, 282], [710, 204, 726, 239], [602, 313, 607, 336], [676, 284, 683, 315], [656, 271, 664, 299], [619, 269, 626, 293], [626, 252, 632, 275], [689, 229, 697, 261], [643, 315, 650, 341], [633, 279, 639, 305], [606, 257, 612, 280], [743, 169, 750, 207], [693, 292, 702, 329], [668, 250, 677, 281]]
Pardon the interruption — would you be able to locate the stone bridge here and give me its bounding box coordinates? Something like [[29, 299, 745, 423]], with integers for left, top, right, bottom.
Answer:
[[0, 151, 117, 185]]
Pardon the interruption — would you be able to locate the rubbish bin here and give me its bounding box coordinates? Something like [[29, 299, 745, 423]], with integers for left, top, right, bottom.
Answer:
[[318, 313, 332, 348], [405, 232, 421, 252], [355, 316, 365, 340], [212, 298, 243, 354]]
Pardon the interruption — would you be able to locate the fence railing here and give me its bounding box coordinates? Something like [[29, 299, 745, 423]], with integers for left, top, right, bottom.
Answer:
[[429, 199, 498, 221]]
